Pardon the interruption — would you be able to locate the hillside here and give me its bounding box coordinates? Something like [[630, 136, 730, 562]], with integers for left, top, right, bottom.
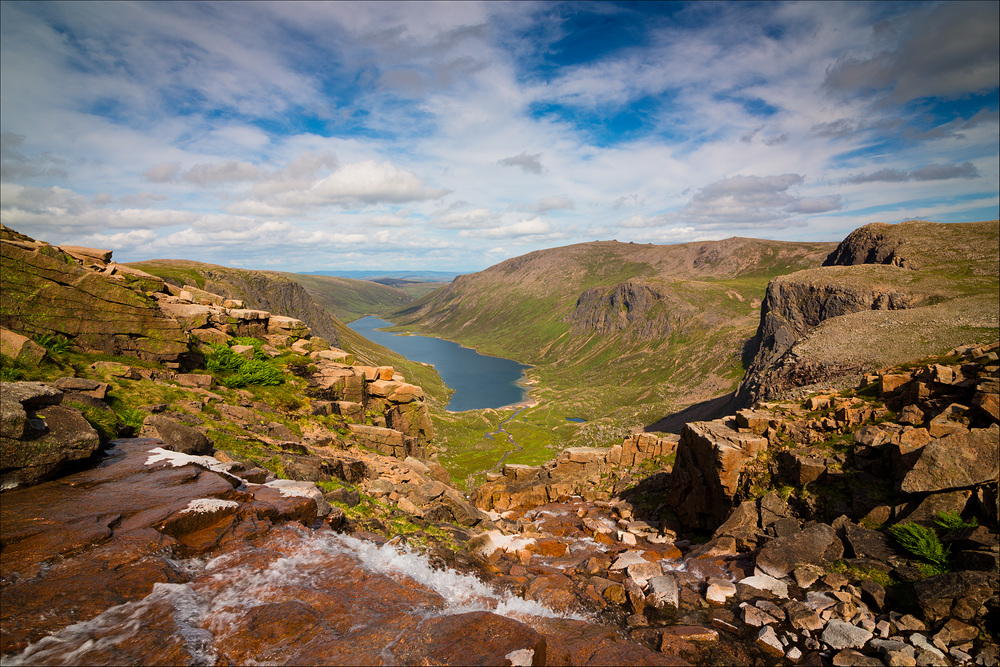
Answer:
[[126, 259, 452, 408], [389, 237, 837, 469], [127, 260, 416, 323]]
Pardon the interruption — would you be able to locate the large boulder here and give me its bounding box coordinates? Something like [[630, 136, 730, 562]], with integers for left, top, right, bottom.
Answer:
[[913, 571, 994, 623], [1, 397, 101, 489], [0, 328, 46, 367], [666, 418, 768, 530], [755, 522, 843, 579]]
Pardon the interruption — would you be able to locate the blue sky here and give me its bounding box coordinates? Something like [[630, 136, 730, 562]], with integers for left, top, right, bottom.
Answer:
[[1, 1, 997, 273]]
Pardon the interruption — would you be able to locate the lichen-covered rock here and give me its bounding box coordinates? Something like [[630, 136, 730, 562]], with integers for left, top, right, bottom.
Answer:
[[1, 233, 190, 364], [0, 328, 46, 367]]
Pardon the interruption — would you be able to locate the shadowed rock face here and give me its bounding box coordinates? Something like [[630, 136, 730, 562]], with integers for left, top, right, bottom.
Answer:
[[564, 281, 693, 342], [735, 220, 999, 408]]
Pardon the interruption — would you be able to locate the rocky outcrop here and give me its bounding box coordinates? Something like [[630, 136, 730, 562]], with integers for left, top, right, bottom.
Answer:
[[306, 361, 434, 448], [823, 222, 915, 268], [1, 227, 191, 365], [471, 432, 678, 512], [665, 418, 769, 530], [199, 268, 342, 346], [735, 265, 943, 407], [735, 221, 999, 409], [564, 281, 692, 341]]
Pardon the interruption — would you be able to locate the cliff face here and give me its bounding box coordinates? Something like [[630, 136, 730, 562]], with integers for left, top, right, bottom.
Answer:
[[564, 280, 693, 342], [735, 221, 1000, 408]]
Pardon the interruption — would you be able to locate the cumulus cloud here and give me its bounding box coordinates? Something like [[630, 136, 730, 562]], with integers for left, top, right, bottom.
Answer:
[[245, 159, 448, 210], [145, 161, 182, 183], [530, 195, 575, 213], [434, 207, 498, 229], [366, 209, 414, 227], [621, 173, 844, 230], [458, 216, 553, 239], [844, 162, 979, 184], [497, 151, 544, 174]]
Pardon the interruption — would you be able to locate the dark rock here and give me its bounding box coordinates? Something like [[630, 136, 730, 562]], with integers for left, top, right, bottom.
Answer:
[[139, 415, 212, 455], [844, 522, 897, 561], [756, 522, 842, 578], [1, 404, 101, 488], [858, 580, 886, 611], [913, 570, 993, 622]]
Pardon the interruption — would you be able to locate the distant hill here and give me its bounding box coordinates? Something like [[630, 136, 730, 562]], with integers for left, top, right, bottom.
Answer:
[[303, 270, 459, 282]]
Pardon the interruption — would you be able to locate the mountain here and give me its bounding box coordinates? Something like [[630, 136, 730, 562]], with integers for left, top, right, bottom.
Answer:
[[390, 237, 838, 448]]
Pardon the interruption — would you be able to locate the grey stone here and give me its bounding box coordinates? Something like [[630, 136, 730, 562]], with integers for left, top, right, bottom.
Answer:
[[647, 574, 679, 611], [822, 619, 873, 650]]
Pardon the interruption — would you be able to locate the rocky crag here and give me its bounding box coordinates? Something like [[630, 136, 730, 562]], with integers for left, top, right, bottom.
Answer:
[[736, 220, 999, 408]]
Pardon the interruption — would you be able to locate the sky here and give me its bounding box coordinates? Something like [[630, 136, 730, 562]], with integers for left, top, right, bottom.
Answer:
[[1, 1, 997, 273]]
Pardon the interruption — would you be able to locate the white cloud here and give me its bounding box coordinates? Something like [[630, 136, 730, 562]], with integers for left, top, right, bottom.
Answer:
[[458, 216, 553, 239], [530, 195, 575, 213], [145, 162, 182, 183]]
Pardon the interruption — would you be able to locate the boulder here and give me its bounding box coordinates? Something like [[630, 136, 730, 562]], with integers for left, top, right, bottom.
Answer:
[[912, 570, 993, 622], [755, 522, 843, 579], [844, 523, 897, 561], [822, 619, 873, 650], [0, 404, 101, 488], [140, 415, 212, 455], [0, 328, 46, 367], [899, 425, 999, 493], [646, 574, 679, 611], [666, 418, 769, 529]]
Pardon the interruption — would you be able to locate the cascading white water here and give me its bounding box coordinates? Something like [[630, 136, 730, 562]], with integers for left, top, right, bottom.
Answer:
[[1, 527, 584, 667]]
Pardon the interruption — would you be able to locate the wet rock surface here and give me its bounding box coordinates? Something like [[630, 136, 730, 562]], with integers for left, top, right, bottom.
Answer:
[[1, 438, 677, 666]]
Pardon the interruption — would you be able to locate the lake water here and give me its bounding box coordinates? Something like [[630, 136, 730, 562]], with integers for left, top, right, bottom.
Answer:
[[348, 316, 530, 412]]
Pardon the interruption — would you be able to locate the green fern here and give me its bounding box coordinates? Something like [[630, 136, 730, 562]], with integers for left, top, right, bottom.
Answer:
[[889, 522, 950, 566], [933, 510, 978, 531]]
